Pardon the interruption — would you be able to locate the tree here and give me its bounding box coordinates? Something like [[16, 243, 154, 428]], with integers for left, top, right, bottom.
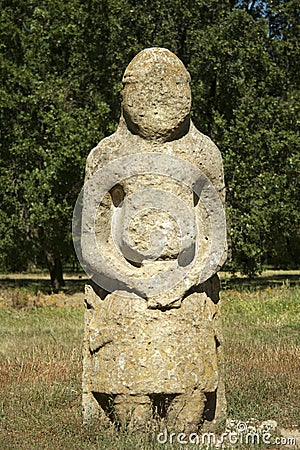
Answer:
[[0, 0, 299, 286], [0, 0, 109, 289]]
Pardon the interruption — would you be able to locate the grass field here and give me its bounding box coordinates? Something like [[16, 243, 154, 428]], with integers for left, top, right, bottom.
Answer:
[[0, 273, 299, 449]]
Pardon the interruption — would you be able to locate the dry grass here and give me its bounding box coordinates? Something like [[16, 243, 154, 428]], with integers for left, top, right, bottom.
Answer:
[[0, 281, 299, 449], [222, 285, 300, 429]]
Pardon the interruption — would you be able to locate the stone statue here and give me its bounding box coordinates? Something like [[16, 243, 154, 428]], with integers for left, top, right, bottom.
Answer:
[[77, 47, 227, 433]]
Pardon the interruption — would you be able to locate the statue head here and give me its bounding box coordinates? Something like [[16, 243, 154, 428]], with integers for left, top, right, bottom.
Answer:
[[122, 47, 191, 141]]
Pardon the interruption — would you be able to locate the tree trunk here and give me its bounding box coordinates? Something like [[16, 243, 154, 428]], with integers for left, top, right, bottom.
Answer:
[[45, 251, 65, 292]]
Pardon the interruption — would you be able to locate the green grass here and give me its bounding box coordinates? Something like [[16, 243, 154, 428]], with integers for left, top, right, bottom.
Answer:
[[0, 283, 299, 449], [222, 286, 300, 429]]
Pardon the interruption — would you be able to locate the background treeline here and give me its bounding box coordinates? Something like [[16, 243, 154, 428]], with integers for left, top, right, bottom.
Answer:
[[0, 0, 299, 290]]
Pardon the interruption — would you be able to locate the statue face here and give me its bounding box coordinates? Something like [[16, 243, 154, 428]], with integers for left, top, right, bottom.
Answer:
[[122, 48, 191, 140]]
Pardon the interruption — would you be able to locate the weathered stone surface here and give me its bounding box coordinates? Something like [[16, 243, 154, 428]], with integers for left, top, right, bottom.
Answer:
[[80, 47, 227, 433]]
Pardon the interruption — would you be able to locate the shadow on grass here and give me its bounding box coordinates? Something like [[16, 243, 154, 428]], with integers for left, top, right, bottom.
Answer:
[[0, 271, 299, 295], [0, 276, 86, 295], [221, 273, 300, 291]]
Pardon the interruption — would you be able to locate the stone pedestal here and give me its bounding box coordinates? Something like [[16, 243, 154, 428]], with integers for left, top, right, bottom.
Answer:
[[82, 276, 226, 432]]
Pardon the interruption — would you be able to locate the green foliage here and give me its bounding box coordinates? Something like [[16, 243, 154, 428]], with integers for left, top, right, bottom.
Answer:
[[0, 0, 109, 279], [0, 0, 299, 279]]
